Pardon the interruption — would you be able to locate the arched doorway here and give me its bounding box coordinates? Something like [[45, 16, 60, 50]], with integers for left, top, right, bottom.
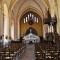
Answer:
[[25, 27, 38, 35]]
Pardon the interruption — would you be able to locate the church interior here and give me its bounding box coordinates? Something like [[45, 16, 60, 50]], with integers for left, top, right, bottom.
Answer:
[[0, 0, 60, 60]]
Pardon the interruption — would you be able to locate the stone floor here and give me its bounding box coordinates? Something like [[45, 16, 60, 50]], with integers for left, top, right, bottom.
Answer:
[[19, 44, 35, 60]]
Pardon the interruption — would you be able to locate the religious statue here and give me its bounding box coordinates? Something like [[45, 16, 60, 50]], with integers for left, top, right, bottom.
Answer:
[[30, 29, 32, 33]]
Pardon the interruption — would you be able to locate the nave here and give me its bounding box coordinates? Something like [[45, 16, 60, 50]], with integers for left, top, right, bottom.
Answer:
[[0, 0, 60, 60]]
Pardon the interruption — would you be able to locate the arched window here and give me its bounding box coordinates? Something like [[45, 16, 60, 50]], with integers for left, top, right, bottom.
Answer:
[[24, 18, 25, 23], [28, 14, 29, 19], [22, 11, 39, 24], [26, 17, 27, 22]]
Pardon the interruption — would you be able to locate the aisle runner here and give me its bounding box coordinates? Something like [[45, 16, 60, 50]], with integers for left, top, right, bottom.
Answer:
[[19, 44, 35, 60]]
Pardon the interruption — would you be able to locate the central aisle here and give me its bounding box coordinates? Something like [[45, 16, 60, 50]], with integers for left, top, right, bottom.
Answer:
[[19, 44, 35, 60]]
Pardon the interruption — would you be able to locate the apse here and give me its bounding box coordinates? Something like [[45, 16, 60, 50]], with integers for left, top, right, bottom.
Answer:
[[20, 11, 43, 37]]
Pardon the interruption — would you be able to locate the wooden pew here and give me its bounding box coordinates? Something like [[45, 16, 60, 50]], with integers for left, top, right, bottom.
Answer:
[[35, 42, 60, 60], [0, 43, 26, 60]]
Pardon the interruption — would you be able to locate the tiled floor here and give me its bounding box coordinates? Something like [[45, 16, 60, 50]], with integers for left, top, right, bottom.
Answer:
[[19, 44, 35, 60]]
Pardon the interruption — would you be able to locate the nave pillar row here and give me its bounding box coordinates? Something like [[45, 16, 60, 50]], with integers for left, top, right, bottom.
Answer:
[[14, 19, 18, 41], [3, 3, 11, 42], [18, 21, 20, 39], [43, 24, 48, 39], [0, 2, 4, 41]]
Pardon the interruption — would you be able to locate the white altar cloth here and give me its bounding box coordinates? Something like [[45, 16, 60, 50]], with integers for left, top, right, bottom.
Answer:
[[23, 33, 40, 43]]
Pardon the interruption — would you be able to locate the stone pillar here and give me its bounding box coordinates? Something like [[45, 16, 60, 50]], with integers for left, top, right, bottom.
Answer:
[[18, 21, 20, 40], [3, 4, 10, 42], [43, 24, 48, 39], [0, 3, 4, 41], [57, 0, 60, 35], [50, 0, 55, 17], [9, 11, 12, 41], [11, 20, 14, 40], [43, 8, 48, 39], [14, 20, 18, 41]]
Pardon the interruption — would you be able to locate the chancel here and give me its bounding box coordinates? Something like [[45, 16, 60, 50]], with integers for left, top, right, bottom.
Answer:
[[23, 29, 40, 43], [0, 0, 60, 60]]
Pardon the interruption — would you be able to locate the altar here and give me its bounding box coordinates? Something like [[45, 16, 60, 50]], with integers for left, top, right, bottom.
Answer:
[[23, 33, 40, 43]]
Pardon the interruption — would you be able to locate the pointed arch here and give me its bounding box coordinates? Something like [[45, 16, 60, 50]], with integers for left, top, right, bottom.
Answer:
[[25, 27, 38, 35]]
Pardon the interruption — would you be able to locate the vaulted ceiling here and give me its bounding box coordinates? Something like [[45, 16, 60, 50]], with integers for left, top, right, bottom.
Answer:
[[10, 0, 48, 21]]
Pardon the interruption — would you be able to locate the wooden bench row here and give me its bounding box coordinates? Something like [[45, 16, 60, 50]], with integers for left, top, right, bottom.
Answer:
[[0, 43, 26, 60], [35, 43, 60, 60]]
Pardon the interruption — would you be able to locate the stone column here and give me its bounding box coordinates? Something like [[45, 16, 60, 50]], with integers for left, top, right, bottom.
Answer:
[[3, 4, 10, 42], [14, 19, 18, 41], [0, 3, 4, 41], [43, 8, 48, 39], [11, 20, 14, 40], [9, 11, 12, 41], [18, 21, 20, 40], [43, 24, 48, 39], [57, 0, 60, 35]]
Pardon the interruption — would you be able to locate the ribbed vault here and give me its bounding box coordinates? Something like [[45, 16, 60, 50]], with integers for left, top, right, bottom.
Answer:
[[10, 0, 49, 21]]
